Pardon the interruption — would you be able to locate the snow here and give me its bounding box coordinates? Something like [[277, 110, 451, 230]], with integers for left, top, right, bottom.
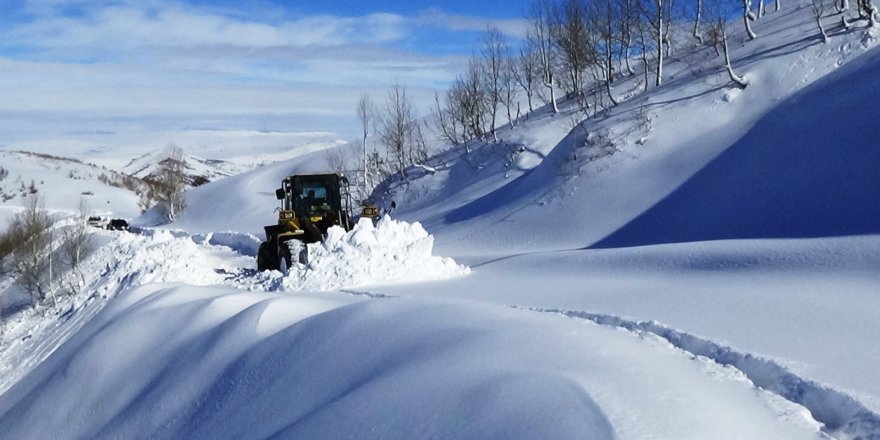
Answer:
[[167, 146, 340, 236], [0, 285, 826, 440], [3, 2, 880, 439], [279, 217, 469, 292], [0, 151, 142, 225], [111, 136, 346, 186], [593, 40, 880, 248], [7, 130, 345, 174], [0, 215, 469, 396]]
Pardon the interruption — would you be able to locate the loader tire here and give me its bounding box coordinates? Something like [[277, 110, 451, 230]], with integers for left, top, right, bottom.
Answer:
[[280, 245, 292, 273], [257, 242, 277, 272]]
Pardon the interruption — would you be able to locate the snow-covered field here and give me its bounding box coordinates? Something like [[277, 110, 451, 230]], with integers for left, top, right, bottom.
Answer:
[[2, 2, 880, 439], [0, 151, 143, 221]]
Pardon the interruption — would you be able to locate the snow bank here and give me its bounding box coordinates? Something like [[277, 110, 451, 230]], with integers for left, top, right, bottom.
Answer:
[[0, 285, 824, 440], [1, 216, 468, 300], [281, 217, 470, 291], [93, 229, 253, 294]]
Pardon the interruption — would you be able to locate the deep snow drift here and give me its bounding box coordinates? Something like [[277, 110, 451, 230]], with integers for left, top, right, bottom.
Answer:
[[0, 285, 825, 440]]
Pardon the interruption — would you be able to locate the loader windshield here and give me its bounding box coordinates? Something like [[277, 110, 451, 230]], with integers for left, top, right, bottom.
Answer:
[[289, 175, 342, 216]]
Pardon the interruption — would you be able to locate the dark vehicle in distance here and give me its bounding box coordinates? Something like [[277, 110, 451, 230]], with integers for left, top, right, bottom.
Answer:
[[108, 219, 129, 231]]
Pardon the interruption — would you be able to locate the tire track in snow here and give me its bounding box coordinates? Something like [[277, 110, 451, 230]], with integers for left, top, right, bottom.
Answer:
[[327, 284, 880, 439], [524, 306, 880, 440], [339, 289, 396, 299]]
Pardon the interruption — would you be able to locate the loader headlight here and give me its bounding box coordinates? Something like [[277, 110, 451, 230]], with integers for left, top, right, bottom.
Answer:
[[280, 211, 295, 220], [362, 207, 377, 217]]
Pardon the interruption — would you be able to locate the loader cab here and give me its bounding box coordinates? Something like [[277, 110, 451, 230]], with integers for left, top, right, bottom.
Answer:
[[276, 173, 352, 220]]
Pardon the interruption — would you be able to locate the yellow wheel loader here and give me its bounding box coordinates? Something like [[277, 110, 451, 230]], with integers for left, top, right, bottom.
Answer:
[[257, 173, 354, 271]]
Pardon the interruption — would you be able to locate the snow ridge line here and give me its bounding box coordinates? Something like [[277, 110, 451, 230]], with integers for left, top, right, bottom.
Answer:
[[524, 306, 880, 440]]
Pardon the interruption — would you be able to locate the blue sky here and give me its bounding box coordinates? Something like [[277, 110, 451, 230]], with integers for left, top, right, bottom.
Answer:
[[0, 0, 531, 152]]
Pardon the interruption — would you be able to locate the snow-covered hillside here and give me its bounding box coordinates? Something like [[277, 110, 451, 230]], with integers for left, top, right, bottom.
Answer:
[[14, 130, 345, 176], [0, 150, 142, 223], [114, 135, 347, 187], [0, 131, 347, 232], [2, 3, 880, 440], [169, 146, 346, 236], [382, 7, 880, 255]]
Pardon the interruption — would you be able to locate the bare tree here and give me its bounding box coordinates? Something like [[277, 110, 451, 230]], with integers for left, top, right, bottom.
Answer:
[[61, 200, 94, 294], [706, 20, 723, 55], [155, 144, 187, 221], [529, 0, 559, 114], [721, 22, 747, 88], [501, 52, 520, 127], [647, 0, 667, 86], [366, 148, 393, 185], [550, 0, 593, 99], [11, 195, 52, 305], [356, 94, 375, 195], [482, 27, 508, 140], [0, 222, 23, 270], [592, 0, 620, 106], [694, 0, 705, 43], [618, 0, 639, 75], [457, 60, 490, 140], [859, 0, 877, 26], [811, 0, 830, 42], [743, 0, 758, 39], [635, 0, 656, 90], [412, 122, 430, 165], [379, 83, 418, 177], [709, 0, 748, 88], [663, 0, 679, 58], [515, 40, 541, 114], [430, 90, 466, 146]]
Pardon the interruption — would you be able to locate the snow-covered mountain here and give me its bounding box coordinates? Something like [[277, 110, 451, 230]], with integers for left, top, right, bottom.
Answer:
[[115, 136, 347, 188], [2, 3, 880, 440]]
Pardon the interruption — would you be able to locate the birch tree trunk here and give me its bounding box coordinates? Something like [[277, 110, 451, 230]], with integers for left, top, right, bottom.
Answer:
[[721, 22, 748, 88], [744, 0, 758, 39], [656, 0, 664, 87]]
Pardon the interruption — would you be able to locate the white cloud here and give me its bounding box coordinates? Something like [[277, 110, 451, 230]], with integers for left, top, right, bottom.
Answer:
[[7, 3, 408, 51], [416, 8, 529, 39], [0, 2, 516, 149]]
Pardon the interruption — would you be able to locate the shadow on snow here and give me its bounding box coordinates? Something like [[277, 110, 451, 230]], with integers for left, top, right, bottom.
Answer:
[[592, 45, 880, 249]]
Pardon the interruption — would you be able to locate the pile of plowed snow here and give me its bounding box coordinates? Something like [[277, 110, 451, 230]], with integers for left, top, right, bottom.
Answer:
[[276, 217, 469, 292], [89, 217, 468, 294]]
